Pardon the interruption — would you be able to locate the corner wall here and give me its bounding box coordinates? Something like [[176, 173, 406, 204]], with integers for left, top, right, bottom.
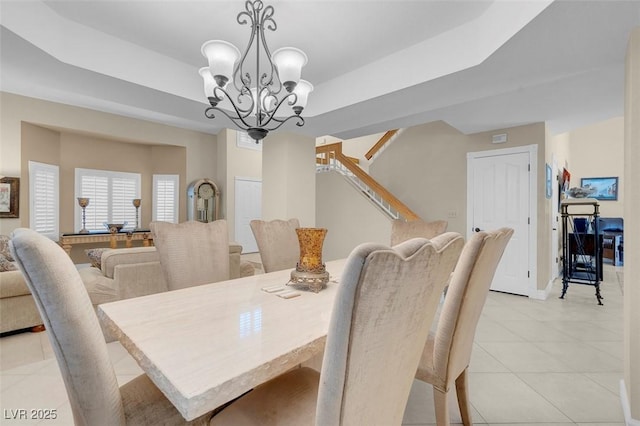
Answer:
[[261, 131, 316, 227], [623, 26, 640, 423]]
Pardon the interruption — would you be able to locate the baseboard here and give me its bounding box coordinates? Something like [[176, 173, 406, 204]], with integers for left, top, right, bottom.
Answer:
[[620, 379, 640, 425], [529, 278, 554, 300]]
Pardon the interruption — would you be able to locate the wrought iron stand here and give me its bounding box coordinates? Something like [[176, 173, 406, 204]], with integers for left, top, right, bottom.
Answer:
[[561, 198, 603, 305]]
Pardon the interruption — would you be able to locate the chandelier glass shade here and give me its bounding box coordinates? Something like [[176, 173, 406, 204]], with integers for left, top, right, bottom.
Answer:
[[199, 0, 313, 141]]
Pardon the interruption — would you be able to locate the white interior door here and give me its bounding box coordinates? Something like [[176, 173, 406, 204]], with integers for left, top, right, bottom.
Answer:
[[467, 147, 534, 296], [235, 177, 262, 253]]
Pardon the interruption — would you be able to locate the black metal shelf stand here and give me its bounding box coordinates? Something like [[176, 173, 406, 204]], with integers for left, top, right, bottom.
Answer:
[[561, 198, 603, 305]]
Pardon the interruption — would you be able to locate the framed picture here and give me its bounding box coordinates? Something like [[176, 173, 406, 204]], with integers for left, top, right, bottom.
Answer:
[[545, 163, 552, 199], [0, 177, 20, 218], [580, 176, 618, 201]]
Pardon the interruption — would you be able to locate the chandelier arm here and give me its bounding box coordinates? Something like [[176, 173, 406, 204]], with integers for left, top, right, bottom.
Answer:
[[264, 114, 305, 132], [212, 86, 253, 118], [252, 89, 296, 127], [205, 106, 253, 131], [256, 92, 298, 128], [207, 87, 256, 128]]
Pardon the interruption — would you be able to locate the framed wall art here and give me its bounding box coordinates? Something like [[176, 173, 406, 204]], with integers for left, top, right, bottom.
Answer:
[[0, 177, 20, 218], [545, 163, 552, 199], [580, 176, 618, 201]]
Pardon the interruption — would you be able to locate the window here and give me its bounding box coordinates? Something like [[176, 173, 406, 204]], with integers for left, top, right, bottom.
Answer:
[[153, 174, 179, 223], [75, 168, 140, 232], [29, 161, 59, 240], [236, 131, 262, 151]]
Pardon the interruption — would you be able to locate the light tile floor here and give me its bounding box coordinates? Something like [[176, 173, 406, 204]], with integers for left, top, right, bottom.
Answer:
[[0, 264, 625, 425]]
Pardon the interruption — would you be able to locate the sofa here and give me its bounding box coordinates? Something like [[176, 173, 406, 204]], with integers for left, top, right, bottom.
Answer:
[[79, 243, 255, 308], [0, 269, 44, 334], [0, 235, 44, 334]]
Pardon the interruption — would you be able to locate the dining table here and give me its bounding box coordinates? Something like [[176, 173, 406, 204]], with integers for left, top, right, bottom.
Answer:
[[97, 258, 347, 421]]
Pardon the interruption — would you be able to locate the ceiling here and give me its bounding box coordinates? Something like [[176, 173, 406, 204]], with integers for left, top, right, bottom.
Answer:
[[1, 0, 639, 141]]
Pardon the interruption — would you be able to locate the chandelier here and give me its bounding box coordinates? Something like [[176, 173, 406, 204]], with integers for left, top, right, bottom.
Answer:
[[199, 0, 313, 142]]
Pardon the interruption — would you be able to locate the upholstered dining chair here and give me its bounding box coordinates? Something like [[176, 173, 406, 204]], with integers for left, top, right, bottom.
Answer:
[[390, 219, 448, 246], [150, 220, 229, 290], [9, 228, 212, 425], [416, 227, 514, 426], [249, 218, 300, 273], [210, 232, 465, 426]]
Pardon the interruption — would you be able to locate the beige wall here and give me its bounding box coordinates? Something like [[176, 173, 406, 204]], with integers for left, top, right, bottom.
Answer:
[[19, 123, 187, 263], [216, 129, 262, 242], [1, 92, 218, 238], [367, 120, 550, 292], [316, 171, 391, 261], [262, 131, 316, 227], [562, 117, 625, 218], [623, 26, 639, 422]]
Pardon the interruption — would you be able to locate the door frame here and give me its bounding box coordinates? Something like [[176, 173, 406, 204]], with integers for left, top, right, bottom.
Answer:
[[466, 144, 538, 299], [234, 176, 262, 254]]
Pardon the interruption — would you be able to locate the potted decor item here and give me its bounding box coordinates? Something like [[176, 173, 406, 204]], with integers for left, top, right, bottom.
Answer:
[[289, 228, 329, 293]]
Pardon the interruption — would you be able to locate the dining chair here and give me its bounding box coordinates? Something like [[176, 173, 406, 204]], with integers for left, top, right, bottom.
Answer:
[[150, 220, 229, 290], [390, 219, 448, 246], [249, 218, 300, 273], [9, 228, 212, 425], [416, 227, 514, 426], [210, 231, 465, 426]]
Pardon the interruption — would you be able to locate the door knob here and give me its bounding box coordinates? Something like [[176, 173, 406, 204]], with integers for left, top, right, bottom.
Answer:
[[474, 227, 483, 232]]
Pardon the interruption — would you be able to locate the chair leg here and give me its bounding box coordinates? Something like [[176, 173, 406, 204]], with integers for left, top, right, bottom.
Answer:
[[433, 387, 450, 426], [455, 368, 472, 426]]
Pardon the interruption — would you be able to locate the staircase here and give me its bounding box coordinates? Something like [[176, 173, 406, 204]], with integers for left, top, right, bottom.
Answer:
[[316, 142, 419, 221]]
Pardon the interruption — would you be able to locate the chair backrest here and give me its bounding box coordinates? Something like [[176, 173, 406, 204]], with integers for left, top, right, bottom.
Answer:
[[390, 219, 448, 246], [249, 218, 300, 273], [316, 232, 464, 426], [150, 220, 229, 290], [10, 228, 125, 426], [433, 227, 514, 385]]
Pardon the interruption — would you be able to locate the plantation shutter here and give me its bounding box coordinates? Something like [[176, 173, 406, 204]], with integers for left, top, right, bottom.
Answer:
[[153, 174, 179, 223], [28, 161, 59, 240], [75, 169, 140, 232]]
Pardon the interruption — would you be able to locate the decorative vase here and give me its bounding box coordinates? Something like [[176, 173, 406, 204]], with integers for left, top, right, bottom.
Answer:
[[289, 228, 329, 293]]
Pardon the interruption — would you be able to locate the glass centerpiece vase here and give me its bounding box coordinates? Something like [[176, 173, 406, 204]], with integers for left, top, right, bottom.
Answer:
[[289, 228, 329, 293]]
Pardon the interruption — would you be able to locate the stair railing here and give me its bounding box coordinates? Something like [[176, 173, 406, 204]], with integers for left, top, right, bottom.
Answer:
[[316, 142, 419, 221], [364, 129, 399, 161]]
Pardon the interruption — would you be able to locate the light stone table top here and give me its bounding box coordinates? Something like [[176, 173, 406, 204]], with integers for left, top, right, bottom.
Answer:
[[97, 258, 347, 421]]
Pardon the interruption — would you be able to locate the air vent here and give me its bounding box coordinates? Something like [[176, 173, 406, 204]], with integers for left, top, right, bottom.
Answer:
[[492, 133, 507, 144]]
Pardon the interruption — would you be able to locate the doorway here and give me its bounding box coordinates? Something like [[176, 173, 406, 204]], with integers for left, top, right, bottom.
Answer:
[[234, 177, 262, 253], [467, 145, 537, 297]]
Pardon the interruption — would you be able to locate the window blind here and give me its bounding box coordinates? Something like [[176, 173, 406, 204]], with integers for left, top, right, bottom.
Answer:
[[75, 168, 140, 232], [29, 161, 59, 240], [153, 174, 179, 223]]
